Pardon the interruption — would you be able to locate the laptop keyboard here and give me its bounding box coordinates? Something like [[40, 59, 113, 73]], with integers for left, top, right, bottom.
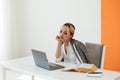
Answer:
[[48, 62, 64, 70]]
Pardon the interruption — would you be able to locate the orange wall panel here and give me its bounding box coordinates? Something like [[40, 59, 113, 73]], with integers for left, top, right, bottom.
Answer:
[[102, 0, 120, 71]]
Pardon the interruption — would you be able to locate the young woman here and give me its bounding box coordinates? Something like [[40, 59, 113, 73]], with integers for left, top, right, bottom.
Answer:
[[55, 23, 90, 64]]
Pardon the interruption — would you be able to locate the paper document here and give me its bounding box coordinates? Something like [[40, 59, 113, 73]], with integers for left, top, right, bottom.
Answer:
[[62, 63, 97, 72]]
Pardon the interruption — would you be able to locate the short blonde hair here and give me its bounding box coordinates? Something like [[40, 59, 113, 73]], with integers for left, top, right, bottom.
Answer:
[[63, 23, 75, 35]]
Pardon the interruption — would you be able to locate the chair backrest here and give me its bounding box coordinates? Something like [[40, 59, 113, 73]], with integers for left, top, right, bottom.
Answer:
[[85, 42, 106, 69]]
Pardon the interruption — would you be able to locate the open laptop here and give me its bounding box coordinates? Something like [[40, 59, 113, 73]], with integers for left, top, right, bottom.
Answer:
[[31, 49, 65, 70]]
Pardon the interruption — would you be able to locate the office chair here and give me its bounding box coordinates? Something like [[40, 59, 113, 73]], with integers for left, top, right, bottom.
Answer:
[[85, 42, 106, 69]]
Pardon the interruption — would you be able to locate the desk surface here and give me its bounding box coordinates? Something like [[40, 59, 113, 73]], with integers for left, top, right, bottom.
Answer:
[[0, 56, 120, 80]]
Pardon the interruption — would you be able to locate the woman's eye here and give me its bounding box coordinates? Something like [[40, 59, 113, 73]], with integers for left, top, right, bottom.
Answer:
[[64, 32, 67, 35], [59, 31, 62, 33]]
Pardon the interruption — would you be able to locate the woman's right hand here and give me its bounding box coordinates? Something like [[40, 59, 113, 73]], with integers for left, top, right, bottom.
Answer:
[[56, 35, 63, 42]]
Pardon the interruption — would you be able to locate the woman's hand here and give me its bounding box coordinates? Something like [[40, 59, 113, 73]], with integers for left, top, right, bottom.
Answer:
[[56, 35, 63, 42]]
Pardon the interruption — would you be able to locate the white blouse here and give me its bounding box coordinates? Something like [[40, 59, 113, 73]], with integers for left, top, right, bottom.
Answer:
[[56, 42, 81, 64]]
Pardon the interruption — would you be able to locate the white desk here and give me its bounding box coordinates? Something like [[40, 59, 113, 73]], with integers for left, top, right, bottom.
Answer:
[[0, 56, 120, 80]]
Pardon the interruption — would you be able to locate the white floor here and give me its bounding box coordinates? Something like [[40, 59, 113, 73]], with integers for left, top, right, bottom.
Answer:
[[0, 69, 47, 80]]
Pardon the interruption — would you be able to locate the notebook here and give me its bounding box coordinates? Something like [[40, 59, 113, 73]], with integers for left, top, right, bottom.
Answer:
[[31, 49, 65, 70]]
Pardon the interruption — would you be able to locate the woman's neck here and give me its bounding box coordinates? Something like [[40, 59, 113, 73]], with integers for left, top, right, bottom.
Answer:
[[64, 38, 71, 46], [64, 39, 70, 46], [64, 42, 69, 47]]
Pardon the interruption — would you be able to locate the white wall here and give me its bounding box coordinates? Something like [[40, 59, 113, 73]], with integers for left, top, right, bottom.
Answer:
[[0, 0, 11, 60], [10, 0, 100, 59]]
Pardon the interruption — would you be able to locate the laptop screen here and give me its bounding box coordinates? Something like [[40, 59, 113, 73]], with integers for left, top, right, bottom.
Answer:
[[32, 49, 50, 69]]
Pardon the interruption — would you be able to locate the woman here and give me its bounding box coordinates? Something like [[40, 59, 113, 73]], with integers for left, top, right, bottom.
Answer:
[[55, 23, 90, 64]]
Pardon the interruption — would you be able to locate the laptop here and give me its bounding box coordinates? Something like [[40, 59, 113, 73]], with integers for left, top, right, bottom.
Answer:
[[31, 49, 65, 70]]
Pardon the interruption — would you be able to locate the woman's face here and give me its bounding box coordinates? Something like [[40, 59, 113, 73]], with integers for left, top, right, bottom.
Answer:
[[59, 26, 72, 42]]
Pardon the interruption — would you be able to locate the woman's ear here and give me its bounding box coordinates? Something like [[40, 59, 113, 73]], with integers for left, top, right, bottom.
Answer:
[[70, 34, 74, 38]]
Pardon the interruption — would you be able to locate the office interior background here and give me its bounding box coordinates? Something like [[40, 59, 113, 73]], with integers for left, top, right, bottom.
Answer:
[[0, 0, 120, 71]]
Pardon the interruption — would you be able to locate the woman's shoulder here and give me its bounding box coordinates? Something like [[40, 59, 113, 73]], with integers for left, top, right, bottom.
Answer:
[[71, 38, 84, 45], [71, 39, 88, 53]]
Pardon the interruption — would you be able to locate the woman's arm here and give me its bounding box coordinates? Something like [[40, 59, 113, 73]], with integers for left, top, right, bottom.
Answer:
[[55, 35, 63, 58], [55, 42, 62, 58]]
